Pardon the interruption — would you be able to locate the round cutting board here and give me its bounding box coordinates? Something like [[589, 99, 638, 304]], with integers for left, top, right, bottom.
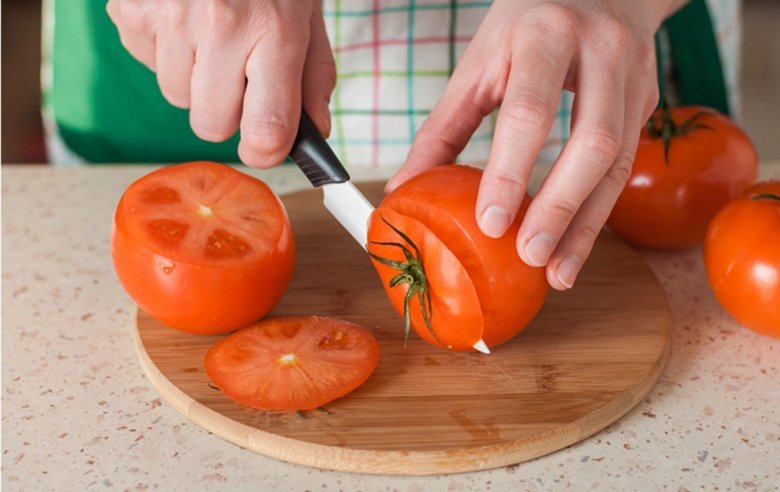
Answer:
[[134, 182, 672, 475]]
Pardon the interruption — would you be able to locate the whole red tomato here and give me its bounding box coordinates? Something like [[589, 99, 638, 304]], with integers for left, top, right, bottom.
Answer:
[[112, 161, 295, 334], [607, 106, 757, 248], [367, 165, 549, 352], [704, 181, 780, 337]]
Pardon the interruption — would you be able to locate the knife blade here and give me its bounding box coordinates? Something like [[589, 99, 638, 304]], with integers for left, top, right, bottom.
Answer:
[[288, 112, 490, 354]]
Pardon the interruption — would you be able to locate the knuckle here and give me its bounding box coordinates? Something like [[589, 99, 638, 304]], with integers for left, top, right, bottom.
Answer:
[[316, 58, 338, 91], [601, 17, 632, 48], [541, 198, 579, 224], [528, 3, 580, 35], [521, 4, 579, 51], [502, 92, 551, 132], [577, 223, 603, 246], [605, 152, 634, 187], [191, 113, 238, 142], [489, 170, 526, 190], [413, 122, 461, 160], [158, 79, 189, 109], [161, 0, 187, 28], [582, 129, 622, 164], [241, 117, 294, 156], [203, 0, 240, 34], [116, 0, 149, 30], [253, 5, 292, 41]]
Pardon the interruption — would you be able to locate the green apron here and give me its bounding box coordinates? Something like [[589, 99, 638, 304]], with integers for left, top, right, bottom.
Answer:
[[44, 0, 729, 163]]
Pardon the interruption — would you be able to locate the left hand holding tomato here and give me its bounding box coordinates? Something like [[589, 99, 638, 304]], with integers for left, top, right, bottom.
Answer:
[[387, 0, 686, 291]]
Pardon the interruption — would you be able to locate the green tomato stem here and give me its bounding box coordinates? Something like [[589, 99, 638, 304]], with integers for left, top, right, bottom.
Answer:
[[367, 215, 441, 348]]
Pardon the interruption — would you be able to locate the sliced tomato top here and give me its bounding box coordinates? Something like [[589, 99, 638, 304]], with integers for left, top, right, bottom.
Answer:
[[120, 161, 289, 266], [204, 316, 380, 411]]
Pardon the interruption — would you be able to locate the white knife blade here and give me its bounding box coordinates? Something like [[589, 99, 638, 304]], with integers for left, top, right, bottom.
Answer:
[[321, 181, 374, 250]]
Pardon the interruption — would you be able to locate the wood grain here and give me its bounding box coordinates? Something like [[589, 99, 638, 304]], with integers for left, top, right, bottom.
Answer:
[[134, 182, 672, 475]]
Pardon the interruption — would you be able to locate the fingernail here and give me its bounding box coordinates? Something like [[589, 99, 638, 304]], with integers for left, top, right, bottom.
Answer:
[[523, 233, 555, 267], [556, 255, 582, 289], [479, 206, 511, 238]]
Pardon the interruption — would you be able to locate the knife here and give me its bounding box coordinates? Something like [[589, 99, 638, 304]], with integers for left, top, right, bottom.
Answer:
[[288, 112, 491, 355], [289, 112, 374, 250]]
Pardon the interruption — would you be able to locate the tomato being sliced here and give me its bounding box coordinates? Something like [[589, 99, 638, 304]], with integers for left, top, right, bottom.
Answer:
[[112, 161, 295, 334], [368, 165, 549, 352], [204, 316, 380, 411], [704, 181, 780, 337]]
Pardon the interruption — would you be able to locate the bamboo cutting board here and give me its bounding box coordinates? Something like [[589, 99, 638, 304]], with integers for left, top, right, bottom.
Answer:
[[134, 182, 672, 475]]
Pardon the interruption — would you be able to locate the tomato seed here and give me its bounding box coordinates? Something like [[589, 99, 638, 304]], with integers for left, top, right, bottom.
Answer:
[[318, 330, 350, 349], [147, 219, 188, 245], [144, 187, 180, 204], [206, 229, 251, 258]]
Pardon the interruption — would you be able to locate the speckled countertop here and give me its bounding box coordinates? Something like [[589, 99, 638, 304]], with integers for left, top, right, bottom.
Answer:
[[3, 163, 779, 491]]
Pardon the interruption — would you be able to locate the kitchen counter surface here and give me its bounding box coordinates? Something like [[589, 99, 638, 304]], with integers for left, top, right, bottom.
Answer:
[[3, 163, 779, 491]]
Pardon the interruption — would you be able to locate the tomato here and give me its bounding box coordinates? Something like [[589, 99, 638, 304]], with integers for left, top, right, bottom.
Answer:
[[367, 165, 549, 352], [112, 161, 295, 334], [704, 181, 780, 337], [204, 316, 380, 410], [607, 106, 757, 249]]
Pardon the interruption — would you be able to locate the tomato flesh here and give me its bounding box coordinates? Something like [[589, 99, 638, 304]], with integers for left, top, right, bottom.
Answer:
[[112, 161, 295, 334], [204, 316, 381, 410]]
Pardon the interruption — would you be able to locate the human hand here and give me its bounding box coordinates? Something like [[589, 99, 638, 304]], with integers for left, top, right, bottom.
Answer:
[[106, 0, 336, 167], [387, 0, 685, 290]]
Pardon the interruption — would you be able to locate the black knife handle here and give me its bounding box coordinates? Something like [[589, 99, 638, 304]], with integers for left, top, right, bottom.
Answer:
[[289, 112, 350, 187]]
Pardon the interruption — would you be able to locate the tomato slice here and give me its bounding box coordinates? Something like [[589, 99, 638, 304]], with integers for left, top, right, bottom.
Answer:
[[204, 316, 380, 411], [368, 208, 484, 351]]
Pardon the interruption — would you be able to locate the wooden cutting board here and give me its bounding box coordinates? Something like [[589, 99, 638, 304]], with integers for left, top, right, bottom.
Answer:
[[134, 182, 672, 475]]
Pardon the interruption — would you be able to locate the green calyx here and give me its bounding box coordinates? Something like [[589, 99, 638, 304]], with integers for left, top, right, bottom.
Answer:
[[646, 102, 712, 165], [367, 215, 439, 348], [752, 193, 780, 203]]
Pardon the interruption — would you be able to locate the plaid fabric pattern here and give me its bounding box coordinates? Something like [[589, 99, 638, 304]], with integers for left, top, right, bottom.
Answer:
[[322, 0, 741, 168]]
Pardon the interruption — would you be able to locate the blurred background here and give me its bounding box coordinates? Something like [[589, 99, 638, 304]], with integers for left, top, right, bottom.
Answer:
[[2, 0, 779, 164]]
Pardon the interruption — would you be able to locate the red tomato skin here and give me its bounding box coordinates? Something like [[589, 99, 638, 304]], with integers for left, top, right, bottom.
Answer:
[[608, 107, 757, 249], [111, 163, 295, 334], [370, 165, 549, 350], [704, 181, 780, 337]]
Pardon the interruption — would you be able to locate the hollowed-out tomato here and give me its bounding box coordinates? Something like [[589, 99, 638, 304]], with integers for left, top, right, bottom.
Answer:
[[704, 181, 780, 337], [607, 106, 757, 249], [367, 165, 549, 352], [205, 316, 380, 410], [111, 161, 295, 334]]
